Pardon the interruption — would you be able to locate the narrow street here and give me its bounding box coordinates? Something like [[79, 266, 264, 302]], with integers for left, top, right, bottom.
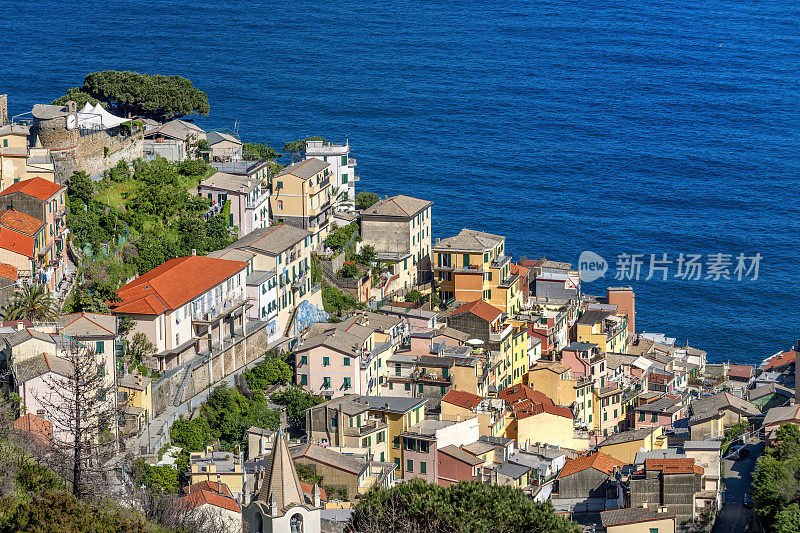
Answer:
[[713, 441, 762, 533]]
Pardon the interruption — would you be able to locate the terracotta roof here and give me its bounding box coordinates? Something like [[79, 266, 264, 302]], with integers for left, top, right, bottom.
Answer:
[[645, 458, 703, 475], [558, 452, 624, 479], [449, 300, 503, 323], [113, 256, 248, 315], [514, 401, 574, 421], [441, 390, 483, 410], [182, 480, 233, 497], [764, 351, 797, 370], [13, 413, 52, 445], [179, 489, 241, 514], [276, 158, 329, 180], [0, 262, 18, 281], [499, 384, 554, 406], [0, 209, 45, 236], [510, 263, 529, 277], [299, 481, 327, 502], [728, 364, 753, 379], [0, 177, 64, 202], [0, 227, 34, 257], [58, 312, 116, 337]]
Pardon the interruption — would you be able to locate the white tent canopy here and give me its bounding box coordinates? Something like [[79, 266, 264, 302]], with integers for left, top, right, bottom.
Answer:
[[76, 102, 127, 130]]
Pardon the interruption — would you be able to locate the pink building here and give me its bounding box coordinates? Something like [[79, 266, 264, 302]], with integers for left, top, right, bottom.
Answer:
[[634, 395, 684, 431], [13, 352, 74, 444], [437, 445, 483, 486]]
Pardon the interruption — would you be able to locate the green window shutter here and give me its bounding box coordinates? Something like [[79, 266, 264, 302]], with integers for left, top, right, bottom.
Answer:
[[300, 374, 308, 385], [344, 357, 350, 366], [323, 356, 330, 366], [342, 173, 348, 184], [463, 254, 469, 267], [229, 213, 233, 226], [420, 462, 427, 474], [407, 459, 413, 472], [95, 341, 104, 354]]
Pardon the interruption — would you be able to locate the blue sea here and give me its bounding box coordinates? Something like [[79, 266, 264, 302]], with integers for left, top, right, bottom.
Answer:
[[4, 0, 799, 365]]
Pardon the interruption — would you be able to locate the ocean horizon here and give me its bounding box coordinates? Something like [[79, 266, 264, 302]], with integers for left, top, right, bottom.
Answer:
[[4, 0, 799, 365]]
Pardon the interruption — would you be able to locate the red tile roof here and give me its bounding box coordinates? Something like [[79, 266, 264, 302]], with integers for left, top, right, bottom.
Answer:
[[558, 452, 624, 479], [0, 227, 34, 258], [182, 480, 233, 497], [179, 489, 241, 514], [514, 401, 574, 421], [0, 177, 64, 202], [113, 256, 248, 315], [499, 384, 554, 406], [728, 364, 753, 379], [648, 373, 672, 384], [300, 481, 328, 502], [645, 458, 703, 475], [0, 209, 45, 236], [13, 413, 52, 446], [441, 389, 483, 410], [449, 299, 503, 323], [0, 262, 18, 281], [510, 264, 529, 277], [765, 351, 797, 371]]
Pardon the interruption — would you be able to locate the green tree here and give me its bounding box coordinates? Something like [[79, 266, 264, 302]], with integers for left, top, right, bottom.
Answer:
[[349, 479, 580, 533], [54, 71, 210, 121], [243, 142, 282, 161], [52, 87, 102, 109], [404, 289, 423, 304], [2, 285, 59, 322], [283, 136, 325, 161], [775, 503, 800, 533], [243, 358, 293, 392], [67, 170, 95, 204], [128, 332, 156, 365], [322, 285, 361, 315], [271, 387, 324, 422], [750, 423, 800, 527], [131, 458, 178, 494], [170, 416, 213, 452], [355, 191, 380, 211]]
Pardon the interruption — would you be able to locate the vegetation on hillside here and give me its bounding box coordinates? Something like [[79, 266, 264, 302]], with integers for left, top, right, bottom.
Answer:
[[283, 136, 325, 161], [750, 423, 800, 531], [349, 479, 580, 533], [355, 191, 379, 210], [53, 70, 209, 121], [63, 159, 232, 314]]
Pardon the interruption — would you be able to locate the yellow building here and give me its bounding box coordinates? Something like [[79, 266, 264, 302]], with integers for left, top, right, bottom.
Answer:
[[525, 362, 576, 406], [595, 426, 667, 464], [576, 310, 630, 353], [508, 321, 529, 386], [118, 373, 153, 433], [270, 158, 333, 245], [514, 403, 590, 450], [432, 228, 521, 314], [0, 124, 55, 190], [188, 447, 245, 499], [440, 390, 509, 438]]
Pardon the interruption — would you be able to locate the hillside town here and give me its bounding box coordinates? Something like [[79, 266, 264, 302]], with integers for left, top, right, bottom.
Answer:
[[0, 89, 797, 533]]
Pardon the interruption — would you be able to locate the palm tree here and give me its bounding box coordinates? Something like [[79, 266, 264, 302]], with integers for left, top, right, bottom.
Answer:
[[2, 284, 59, 322]]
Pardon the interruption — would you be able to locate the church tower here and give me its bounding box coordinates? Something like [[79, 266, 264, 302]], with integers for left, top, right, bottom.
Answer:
[[244, 428, 321, 533]]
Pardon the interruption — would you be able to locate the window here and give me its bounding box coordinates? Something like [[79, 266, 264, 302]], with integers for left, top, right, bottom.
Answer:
[[484, 252, 489, 262], [649, 529, 659, 533], [377, 431, 384, 443], [276, 180, 283, 189], [406, 459, 413, 472], [393, 436, 400, 449], [95, 341, 104, 354], [343, 377, 351, 389], [604, 412, 607, 421], [614, 409, 618, 418], [380, 452, 385, 461], [652, 413, 658, 422], [300, 355, 308, 365], [344, 357, 351, 366], [322, 377, 331, 389], [300, 374, 308, 385], [331, 417, 337, 428], [420, 462, 427, 474], [394, 457, 400, 469], [277, 200, 283, 210], [342, 173, 348, 184], [462, 254, 470, 267], [418, 384, 423, 393], [639, 412, 645, 421], [404, 383, 411, 391], [323, 357, 330, 366]]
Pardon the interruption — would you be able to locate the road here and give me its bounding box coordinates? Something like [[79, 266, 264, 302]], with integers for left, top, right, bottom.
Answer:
[[713, 441, 762, 533]]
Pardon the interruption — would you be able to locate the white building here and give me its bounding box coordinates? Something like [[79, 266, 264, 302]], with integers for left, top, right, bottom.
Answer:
[[246, 269, 279, 343], [305, 139, 356, 211]]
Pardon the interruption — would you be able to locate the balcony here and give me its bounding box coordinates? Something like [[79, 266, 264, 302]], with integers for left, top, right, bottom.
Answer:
[[453, 264, 484, 274], [192, 293, 247, 324], [489, 323, 513, 342], [246, 188, 270, 209], [491, 255, 511, 269], [343, 419, 387, 437], [347, 158, 357, 167]]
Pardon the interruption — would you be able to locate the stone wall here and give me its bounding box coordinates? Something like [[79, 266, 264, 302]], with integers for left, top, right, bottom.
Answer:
[[151, 323, 272, 416], [0, 95, 7, 125], [52, 129, 144, 180]]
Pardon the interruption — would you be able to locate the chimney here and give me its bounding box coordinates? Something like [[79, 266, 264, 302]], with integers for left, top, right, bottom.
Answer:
[[192, 249, 197, 256], [15, 322, 23, 331], [216, 474, 221, 491], [313, 483, 321, 507]]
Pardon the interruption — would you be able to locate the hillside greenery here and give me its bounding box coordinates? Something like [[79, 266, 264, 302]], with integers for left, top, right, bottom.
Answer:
[[349, 479, 580, 533], [751, 423, 800, 531]]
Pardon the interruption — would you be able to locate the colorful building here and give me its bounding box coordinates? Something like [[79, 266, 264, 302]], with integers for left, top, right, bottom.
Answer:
[[271, 158, 332, 245]]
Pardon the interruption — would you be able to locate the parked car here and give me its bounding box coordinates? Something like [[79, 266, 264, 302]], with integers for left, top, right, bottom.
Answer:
[[729, 444, 750, 460]]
